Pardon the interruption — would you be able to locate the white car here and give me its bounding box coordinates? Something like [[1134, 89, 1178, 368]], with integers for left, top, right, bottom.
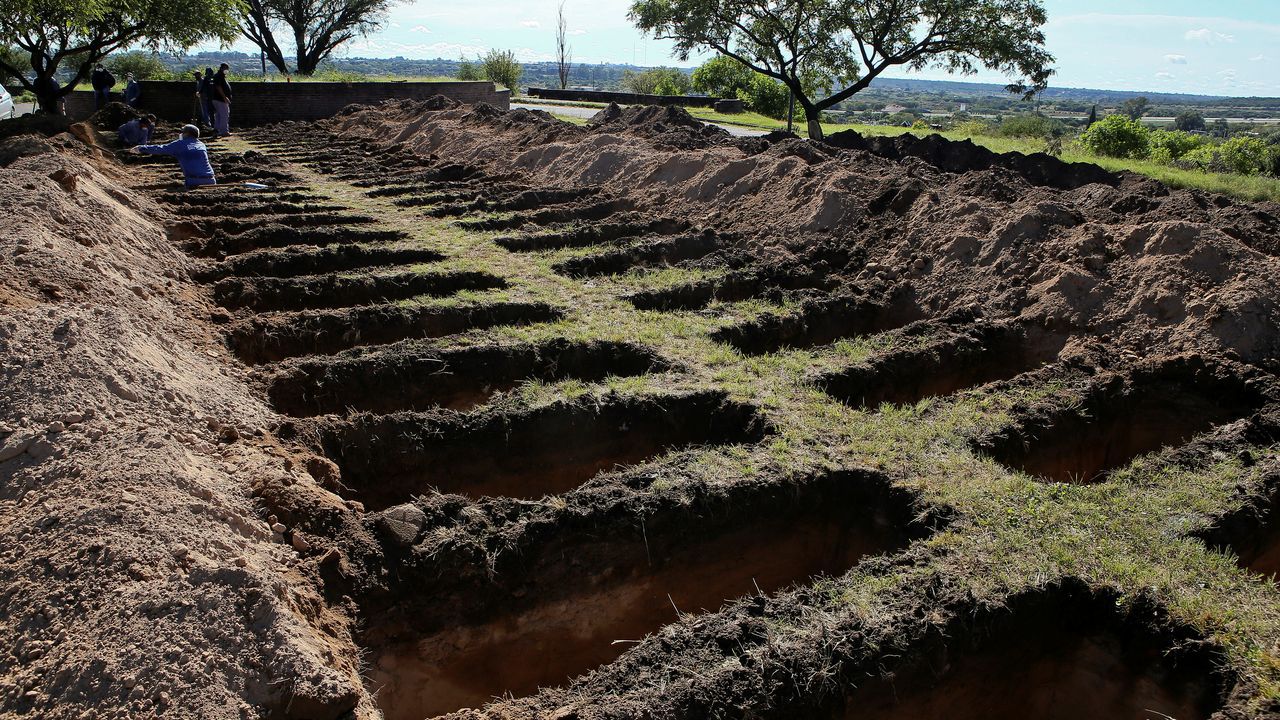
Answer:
[[0, 83, 14, 119]]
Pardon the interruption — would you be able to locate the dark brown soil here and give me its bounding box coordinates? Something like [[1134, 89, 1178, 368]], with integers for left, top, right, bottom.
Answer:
[[303, 390, 768, 506], [267, 339, 667, 416]]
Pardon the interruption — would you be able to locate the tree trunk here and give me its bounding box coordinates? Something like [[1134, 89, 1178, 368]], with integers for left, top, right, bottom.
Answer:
[[807, 116, 823, 140]]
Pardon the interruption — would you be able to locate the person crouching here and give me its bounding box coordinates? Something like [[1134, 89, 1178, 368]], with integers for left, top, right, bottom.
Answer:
[[117, 115, 156, 147], [133, 124, 216, 189]]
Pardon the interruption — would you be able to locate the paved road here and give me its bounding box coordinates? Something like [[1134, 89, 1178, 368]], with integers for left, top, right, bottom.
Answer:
[[512, 101, 769, 137]]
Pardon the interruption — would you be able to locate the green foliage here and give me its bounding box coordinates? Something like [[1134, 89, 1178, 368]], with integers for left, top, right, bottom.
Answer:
[[952, 119, 993, 136], [237, 0, 396, 75], [1079, 114, 1150, 159], [691, 55, 753, 97], [997, 112, 1063, 138], [481, 49, 523, 92], [0, 0, 242, 111], [106, 51, 172, 80], [0, 45, 21, 86], [739, 73, 791, 119], [621, 66, 690, 96], [1216, 137, 1276, 176], [629, 0, 1055, 139], [1119, 96, 1149, 120], [1173, 110, 1205, 132], [456, 58, 481, 81], [308, 63, 368, 82], [911, 118, 930, 130], [1146, 129, 1207, 164]]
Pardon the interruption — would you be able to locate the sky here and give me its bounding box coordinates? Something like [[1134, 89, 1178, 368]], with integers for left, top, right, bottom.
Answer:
[[224, 0, 1280, 97]]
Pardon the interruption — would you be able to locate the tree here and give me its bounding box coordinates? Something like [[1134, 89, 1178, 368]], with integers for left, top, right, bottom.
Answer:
[[238, 0, 402, 76], [106, 50, 171, 80], [556, 1, 572, 89], [1086, 104, 1097, 127], [1174, 109, 1205, 132], [620, 67, 690, 95], [0, 0, 240, 113], [481, 49, 522, 93], [1120, 96, 1149, 121], [629, 0, 1054, 139], [692, 55, 753, 97], [1211, 118, 1230, 139], [456, 57, 481, 81], [1079, 114, 1150, 159]]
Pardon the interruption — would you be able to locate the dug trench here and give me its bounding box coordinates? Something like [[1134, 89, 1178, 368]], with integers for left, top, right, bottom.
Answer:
[[211, 269, 506, 313], [226, 300, 562, 364], [974, 356, 1279, 484], [715, 292, 925, 356], [837, 582, 1230, 720], [355, 469, 938, 720], [289, 390, 767, 506], [820, 318, 1066, 409], [266, 338, 668, 416]]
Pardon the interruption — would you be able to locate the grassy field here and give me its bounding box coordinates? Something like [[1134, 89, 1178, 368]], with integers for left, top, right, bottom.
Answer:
[[676, 108, 1280, 203]]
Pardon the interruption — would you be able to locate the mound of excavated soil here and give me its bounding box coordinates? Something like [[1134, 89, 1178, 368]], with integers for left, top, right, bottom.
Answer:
[[326, 103, 1280, 367], [0, 130, 368, 717]]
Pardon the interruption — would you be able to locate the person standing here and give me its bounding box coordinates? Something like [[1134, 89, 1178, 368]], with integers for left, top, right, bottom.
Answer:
[[91, 64, 116, 110], [123, 73, 141, 106], [133, 124, 217, 189], [210, 63, 232, 138], [191, 70, 209, 126], [200, 68, 216, 129]]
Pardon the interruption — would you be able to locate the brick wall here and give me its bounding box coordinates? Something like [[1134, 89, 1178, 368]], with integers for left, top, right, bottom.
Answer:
[[66, 80, 509, 125], [527, 87, 721, 108]]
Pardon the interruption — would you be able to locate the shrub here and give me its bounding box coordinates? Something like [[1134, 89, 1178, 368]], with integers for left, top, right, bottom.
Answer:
[[106, 51, 173, 80], [951, 119, 993, 136], [620, 67, 689, 96], [998, 112, 1063, 138], [1218, 137, 1274, 175], [691, 56, 752, 98], [456, 58, 482, 81], [1147, 129, 1207, 164], [910, 119, 930, 131], [738, 73, 791, 119], [481, 50, 523, 92], [310, 64, 367, 83], [1080, 114, 1150, 159]]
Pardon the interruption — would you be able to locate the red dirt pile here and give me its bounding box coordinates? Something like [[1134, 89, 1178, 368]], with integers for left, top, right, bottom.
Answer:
[[327, 101, 1280, 366], [0, 132, 371, 718]]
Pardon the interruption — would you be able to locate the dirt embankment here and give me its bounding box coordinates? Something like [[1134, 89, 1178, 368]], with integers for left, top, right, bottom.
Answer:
[[327, 100, 1280, 368], [0, 130, 370, 717]]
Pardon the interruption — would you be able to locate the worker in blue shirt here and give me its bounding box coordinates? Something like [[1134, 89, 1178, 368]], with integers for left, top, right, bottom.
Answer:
[[133, 125, 216, 189], [123, 73, 142, 106], [117, 115, 155, 146]]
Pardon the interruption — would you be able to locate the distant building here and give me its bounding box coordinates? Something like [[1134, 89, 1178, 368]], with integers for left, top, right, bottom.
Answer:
[[958, 102, 968, 112], [883, 103, 907, 113]]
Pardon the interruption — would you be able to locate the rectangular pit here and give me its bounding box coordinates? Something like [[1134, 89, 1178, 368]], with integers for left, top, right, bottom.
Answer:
[[364, 470, 934, 719], [226, 301, 562, 364], [310, 390, 768, 506], [212, 270, 505, 312], [194, 245, 444, 282], [977, 359, 1270, 484], [494, 217, 688, 253], [714, 295, 923, 356], [197, 225, 409, 258], [267, 339, 666, 416], [551, 231, 724, 278], [821, 322, 1062, 409], [840, 584, 1228, 720]]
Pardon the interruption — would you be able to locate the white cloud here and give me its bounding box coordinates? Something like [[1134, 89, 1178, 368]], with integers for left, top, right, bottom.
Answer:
[[410, 25, 432, 34], [519, 20, 541, 28], [1155, 71, 1175, 79], [1252, 54, 1271, 62], [1184, 28, 1235, 44], [1164, 54, 1187, 64], [567, 29, 588, 36]]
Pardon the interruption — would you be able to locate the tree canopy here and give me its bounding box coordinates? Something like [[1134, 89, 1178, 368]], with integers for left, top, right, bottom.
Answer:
[[0, 0, 241, 112], [629, 0, 1055, 138], [239, 0, 400, 76]]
